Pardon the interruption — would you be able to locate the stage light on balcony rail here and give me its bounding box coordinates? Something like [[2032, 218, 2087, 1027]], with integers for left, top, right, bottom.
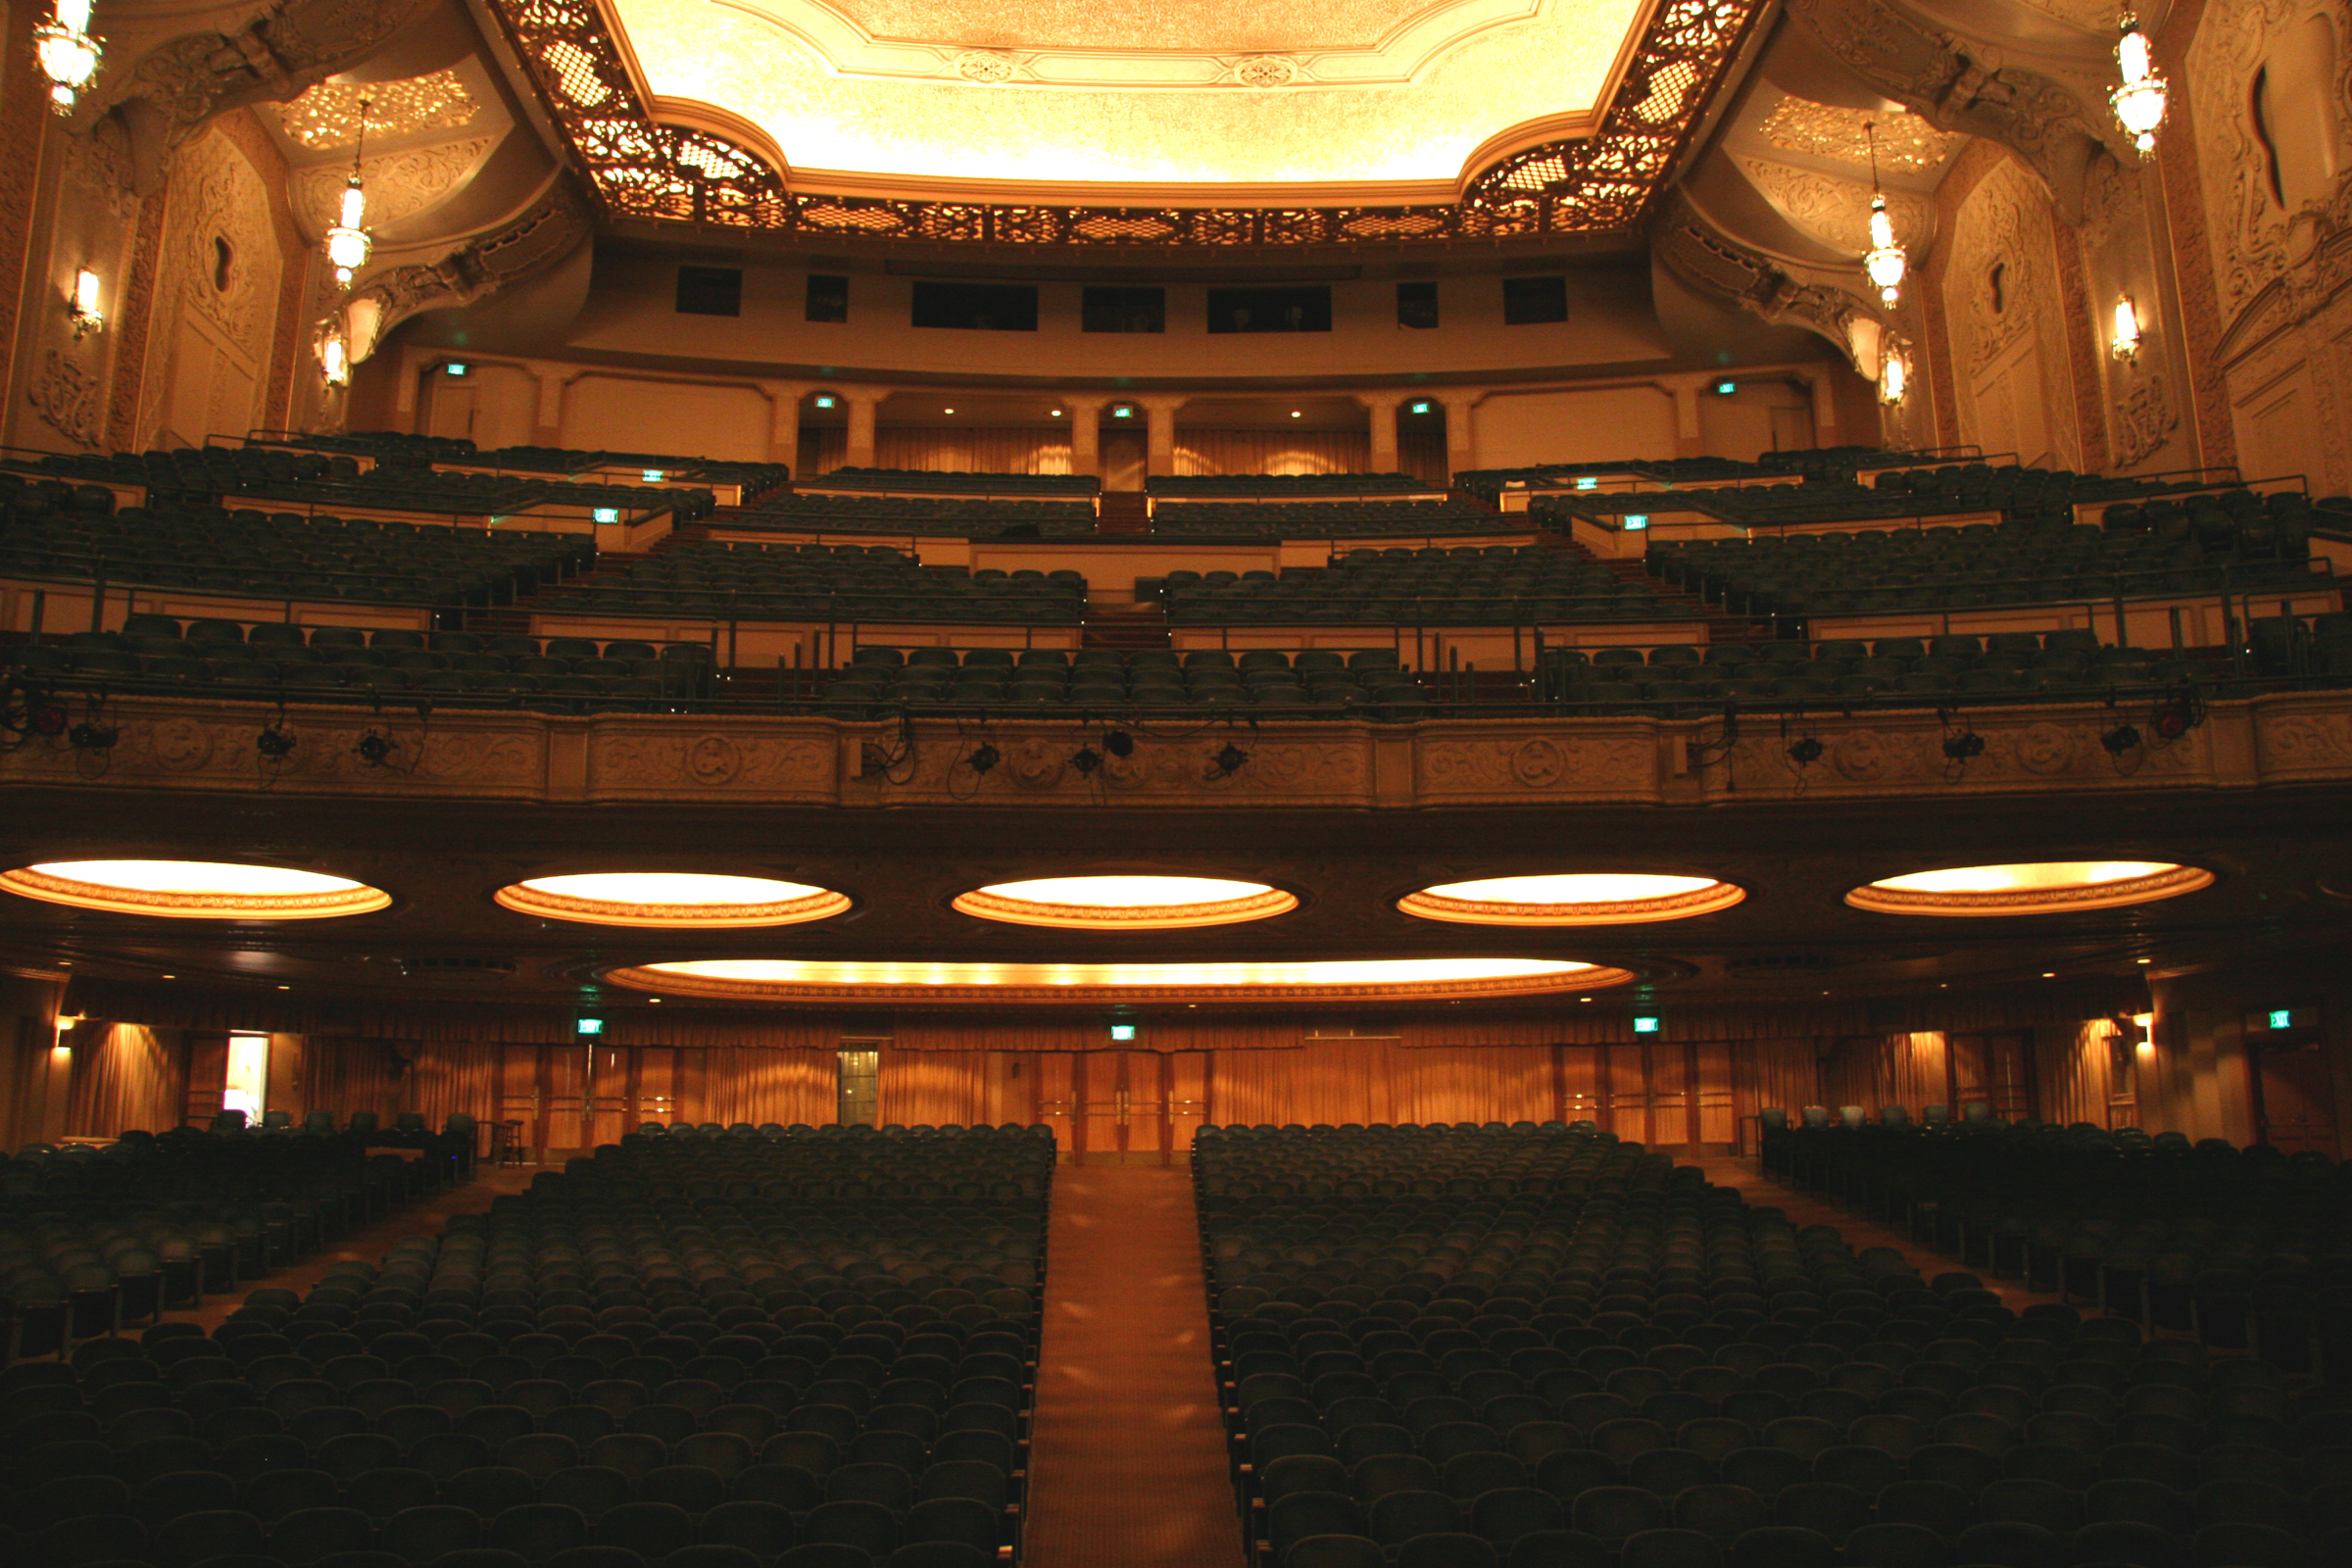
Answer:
[[68, 268, 101, 337], [35, 0, 101, 116], [2111, 296, 2142, 363], [2111, 12, 2169, 152]]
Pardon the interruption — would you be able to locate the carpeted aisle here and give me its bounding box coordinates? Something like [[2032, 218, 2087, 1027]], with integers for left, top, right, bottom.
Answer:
[[1023, 1163, 1244, 1568]]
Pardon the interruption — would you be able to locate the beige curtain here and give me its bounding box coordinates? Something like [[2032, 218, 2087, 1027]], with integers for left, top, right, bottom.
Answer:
[[64, 1023, 184, 1137], [872, 427, 1073, 475], [1174, 429, 1371, 476]]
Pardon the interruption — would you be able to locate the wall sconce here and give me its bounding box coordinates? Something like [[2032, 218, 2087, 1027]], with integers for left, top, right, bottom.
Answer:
[[67, 268, 101, 337], [1878, 346, 1910, 407], [2110, 296, 2142, 363], [34, 0, 102, 117], [317, 321, 349, 387]]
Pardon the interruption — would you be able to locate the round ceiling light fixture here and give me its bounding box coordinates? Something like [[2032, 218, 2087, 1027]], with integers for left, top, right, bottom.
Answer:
[[1845, 859, 2212, 916], [494, 872, 852, 928], [1399, 873, 1745, 926], [0, 859, 391, 919], [951, 874, 1297, 929], [605, 955, 1633, 1004]]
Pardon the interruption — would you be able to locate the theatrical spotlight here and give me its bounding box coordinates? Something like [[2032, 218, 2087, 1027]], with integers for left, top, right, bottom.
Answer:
[[67, 718, 116, 751], [1788, 736, 1824, 766], [1211, 743, 1250, 777], [966, 742, 1001, 775], [257, 724, 296, 760], [1071, 745, 1102, 777], [1103, 729, 1134, 759], [355, 730, 396, 766], [1942, 731, 1985, 761], [2102, 723, 2142, 756]]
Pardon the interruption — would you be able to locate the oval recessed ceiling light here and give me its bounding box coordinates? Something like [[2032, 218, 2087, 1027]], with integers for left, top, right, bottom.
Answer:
[[1845, 859, 2213, 916], [495, 872, 851, 928], [0, 859, 390, 919], [952, 874, 1297, 930], [606, 956, 1633, 1004], [1399, 873, 1744, 926]]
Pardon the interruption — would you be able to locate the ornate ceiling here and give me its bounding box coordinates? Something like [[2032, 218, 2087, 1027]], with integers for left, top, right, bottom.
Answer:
[[488, 0, 1767, 247], [607, 0, 1641, 187]]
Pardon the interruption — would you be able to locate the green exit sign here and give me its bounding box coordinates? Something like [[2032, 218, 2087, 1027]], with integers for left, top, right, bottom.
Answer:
[[2269, 1009, 2293, 1030]]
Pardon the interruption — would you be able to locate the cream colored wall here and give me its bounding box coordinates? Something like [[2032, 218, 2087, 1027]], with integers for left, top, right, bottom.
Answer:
[[2189, 0, 2352, 493], [560, 373, 776, 462], [1471, 383, 1679, 468], [563, 251, 1676, 381], [1938, 155, 2086, 471]]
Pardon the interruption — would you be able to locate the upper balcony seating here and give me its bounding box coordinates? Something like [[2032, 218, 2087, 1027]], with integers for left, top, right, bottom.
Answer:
[[542, 542, 1087, 624], [1151, 500, 1501, 538], [1149, 472, 1430, 498], [1456, 456, 1764, 500], [818, 646, 1425, 719], [276, 434, 792, 497], [22, 448, 718, 522], [721, 493, 1099, 538], [2, 622, 716, 708], [1166, 544, 1659, 625], [813, 466, 1100, 497], [0, 484, 588, 610], [1648, 502, 2321, 618]]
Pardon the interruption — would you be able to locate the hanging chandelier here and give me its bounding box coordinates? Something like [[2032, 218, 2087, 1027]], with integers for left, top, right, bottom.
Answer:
[[34, 0, 103, 116], [1862, 122, 1906, 308], [2110, 12, 2169, 152], [323, 99, 375, 287]]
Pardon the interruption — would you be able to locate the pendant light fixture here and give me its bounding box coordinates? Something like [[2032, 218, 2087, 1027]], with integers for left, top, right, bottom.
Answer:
[[2110, 12, 2169, 152], [1862, 122, 1907, 308], [34, 0, 102, 116], [323, 98, 374, 287]]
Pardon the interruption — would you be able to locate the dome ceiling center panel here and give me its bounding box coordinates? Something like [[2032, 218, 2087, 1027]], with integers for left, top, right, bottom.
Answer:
[[612, 0, 1646, 186]]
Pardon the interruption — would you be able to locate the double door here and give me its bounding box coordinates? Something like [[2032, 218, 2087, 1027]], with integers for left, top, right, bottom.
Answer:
[[1030, 1051, 1209, 1164]]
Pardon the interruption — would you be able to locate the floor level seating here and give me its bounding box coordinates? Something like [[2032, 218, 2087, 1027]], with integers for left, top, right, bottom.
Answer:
[[1195, 1122, 2352, 1568]]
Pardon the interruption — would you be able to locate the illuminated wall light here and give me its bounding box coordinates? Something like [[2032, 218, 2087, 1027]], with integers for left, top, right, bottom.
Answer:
[[68, 268, 101, 337], [1290, 410, 1301, 418], [1051, 408, 1063, 416], [34, 0, 101, 116], [943, 408, 955, 415], [318, 324, 349, 388], [2110, 296, 2141, 363], [1879, 348, 1910, 407], [2111, 12, 2169, 152]]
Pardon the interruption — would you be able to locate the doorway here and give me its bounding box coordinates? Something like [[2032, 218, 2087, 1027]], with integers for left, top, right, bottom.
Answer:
[[838, 1047, 880, 1127]]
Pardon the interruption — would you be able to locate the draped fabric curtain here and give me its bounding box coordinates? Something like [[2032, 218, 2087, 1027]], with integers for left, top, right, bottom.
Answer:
[[1400, 425, 1448, 486], [1392, 1045, 1553, 1127], [702, 1048, 837, 1127], [1173, 429, 1370, 477], [302, 1037, 402, 1128], [2037, 1019, 2124, 1129], [64, 1023, 183, 1138], [872, 428, 1073, 476], [879, 1048, 991, 1126], [1820, 1032, 1947, 1116], [800, 428, 847, 474], [893, 1019, 1097, 1053], [1748, 1038, 1827, 1121], [406, 1042, 503, 1131]]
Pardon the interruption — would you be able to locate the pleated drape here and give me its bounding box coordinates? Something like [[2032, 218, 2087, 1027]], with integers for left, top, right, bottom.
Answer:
[[64, 1024, 183, 1138], [871, 428, 1073, 476], [1173, 429, 1370, 477], [879, 1049, 992, 1126]]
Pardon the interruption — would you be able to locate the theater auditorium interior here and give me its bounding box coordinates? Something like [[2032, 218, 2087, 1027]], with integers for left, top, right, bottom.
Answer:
[[0, 2, 2350, 1568]]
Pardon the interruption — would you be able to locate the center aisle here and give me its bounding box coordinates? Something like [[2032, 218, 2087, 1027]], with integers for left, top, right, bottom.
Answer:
[[1023, 1163, 1245, 1568]]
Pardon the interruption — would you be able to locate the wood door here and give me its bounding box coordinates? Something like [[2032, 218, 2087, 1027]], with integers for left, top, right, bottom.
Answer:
[[1073, 1052, 1173, 1165], [1950, 1032, 2034, 1120], [542, 1045, 590, 1152], [635, 1047, 677, 1127], [499, 1046, 546, 1158], [1695, 1042, 1737, 1147], [1649, 1043, 1692, 1150], [1032, 1053, 1076, 1154], [1558, 1047, 1601, 1125], [1606, 1043, 1648, 1143], [586, 1046, 630, 1148], [2255, 1042, 2340, 1153], [1168, 1052, 1210, 1156]]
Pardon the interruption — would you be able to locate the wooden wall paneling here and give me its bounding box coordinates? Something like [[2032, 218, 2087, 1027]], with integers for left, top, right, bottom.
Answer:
[[1129, 1050, 1171, 1160], [1648, 1041, 1690, 1149], [1952, 1032, 2034, 1119], [1696, 1041, 1736, 1146], [587, 1044, 629, 1146], [500, 1045, 545, 1154], [543, 1044, 588, 1152]]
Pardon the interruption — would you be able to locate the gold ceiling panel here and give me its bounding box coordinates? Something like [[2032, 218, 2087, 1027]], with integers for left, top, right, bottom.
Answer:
[[1758, 99, 1959, 176], [279, 70, 480, 151]]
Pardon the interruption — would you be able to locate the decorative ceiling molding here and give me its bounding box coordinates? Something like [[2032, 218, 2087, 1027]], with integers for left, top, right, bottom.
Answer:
[[484, 0, 1766, 247], [1735, 156, 1936, 257], [1781, 0, 2106, 220], [1652, 187, 1884, 371], [279, 70, 481, 152], [1757, 98, 1961, 175]]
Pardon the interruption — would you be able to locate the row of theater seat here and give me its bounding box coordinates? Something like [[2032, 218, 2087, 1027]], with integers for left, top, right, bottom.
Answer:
[[276, 439, 790, 498], [1167, 548, 1659, 625], [542, 545, 1083, 625], [726, 496, 1098, 540], [1151, 473, 1429, 497], [814, 469, 1099, 498], [1152, 502, 1494, 538], [5, 1125, 1049, 1568], [1195, 1122, 2349, 1568], [1760, 1114, 2352, 1380]]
